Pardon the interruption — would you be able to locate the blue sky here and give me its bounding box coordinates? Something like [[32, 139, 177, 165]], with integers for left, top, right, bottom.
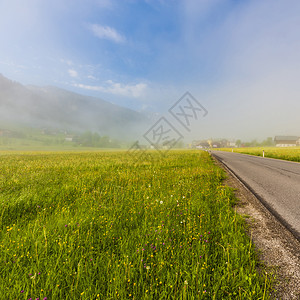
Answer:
[[1, 0, 300, 140]]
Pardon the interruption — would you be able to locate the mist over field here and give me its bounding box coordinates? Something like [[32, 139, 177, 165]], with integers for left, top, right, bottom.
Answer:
[[1, 2, 300, 299], [0, 0, 300, 143]]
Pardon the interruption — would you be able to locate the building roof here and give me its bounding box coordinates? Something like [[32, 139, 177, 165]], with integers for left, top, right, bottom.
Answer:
[[274, 136, 299, 141]]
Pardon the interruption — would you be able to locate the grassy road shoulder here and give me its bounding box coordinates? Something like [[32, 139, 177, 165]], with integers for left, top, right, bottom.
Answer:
[[216, 147, 300, 162]]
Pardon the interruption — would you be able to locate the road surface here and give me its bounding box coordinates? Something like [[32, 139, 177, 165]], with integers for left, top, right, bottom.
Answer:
[[211, 151, 300, 240]]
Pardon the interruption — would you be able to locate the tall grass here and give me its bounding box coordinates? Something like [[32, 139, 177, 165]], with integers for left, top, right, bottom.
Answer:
[[0, 150, 272, 299]]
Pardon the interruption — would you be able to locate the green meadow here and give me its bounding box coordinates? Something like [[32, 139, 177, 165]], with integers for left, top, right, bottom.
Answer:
[[218, 147, 300, 162], [0, 150, 272, 299]]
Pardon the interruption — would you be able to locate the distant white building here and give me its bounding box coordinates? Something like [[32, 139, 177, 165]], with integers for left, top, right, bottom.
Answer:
[[228, 141, 236, 147], [65, 136, 73, 142], [274, 136, 299, 147]]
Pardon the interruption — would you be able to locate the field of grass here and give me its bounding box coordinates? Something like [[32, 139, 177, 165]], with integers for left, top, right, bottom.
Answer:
[[0, 150, 272, 299], [218, 147, 300, 162]]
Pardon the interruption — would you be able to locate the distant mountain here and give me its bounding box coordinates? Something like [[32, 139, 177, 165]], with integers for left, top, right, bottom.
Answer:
[[0, 74, 149, 139]]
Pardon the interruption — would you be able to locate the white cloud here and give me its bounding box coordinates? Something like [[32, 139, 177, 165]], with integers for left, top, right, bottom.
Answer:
[[68, 69, 78, 78], [87, 75, 97, 80], [73, 81, 147, 98], [88, 24, 125, 43], [61, 59, 73, 66], [0, 60, 27, 69]]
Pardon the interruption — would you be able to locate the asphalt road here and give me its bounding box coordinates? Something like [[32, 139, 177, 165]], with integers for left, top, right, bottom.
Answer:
[[211, 151, 300, 240]]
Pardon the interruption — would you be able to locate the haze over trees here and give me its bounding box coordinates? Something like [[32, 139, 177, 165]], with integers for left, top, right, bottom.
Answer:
[[0, 74, 149, 143]]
